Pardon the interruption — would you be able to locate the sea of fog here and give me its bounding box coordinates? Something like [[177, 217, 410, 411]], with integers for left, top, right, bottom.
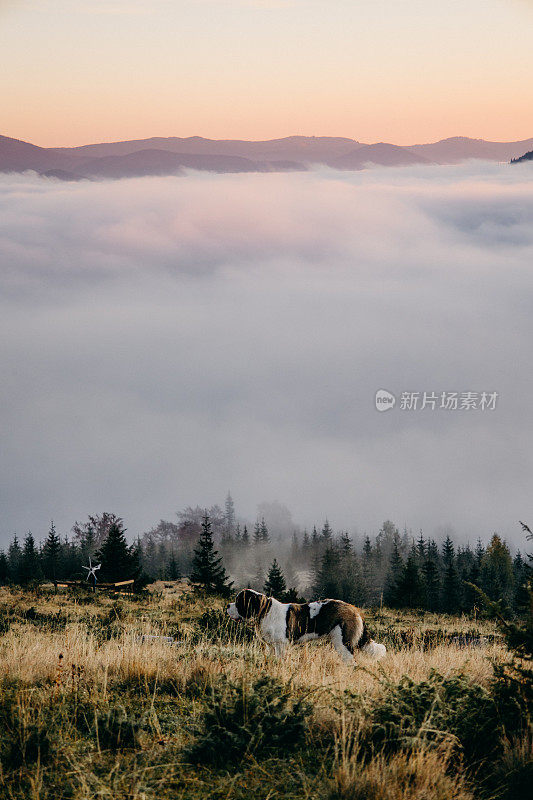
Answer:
[[1, 162, 532, 546]]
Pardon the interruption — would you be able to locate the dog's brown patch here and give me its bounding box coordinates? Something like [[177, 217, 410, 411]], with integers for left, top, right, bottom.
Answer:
[[286, 600, 366, 654]]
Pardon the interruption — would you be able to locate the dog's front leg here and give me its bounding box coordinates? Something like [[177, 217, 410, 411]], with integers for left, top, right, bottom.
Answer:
[[273, 641, 288, 658]]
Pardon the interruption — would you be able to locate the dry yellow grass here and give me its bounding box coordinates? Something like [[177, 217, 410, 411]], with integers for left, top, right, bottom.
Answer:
[[0, 583, 515, 800], [0, 584, 505, 693]]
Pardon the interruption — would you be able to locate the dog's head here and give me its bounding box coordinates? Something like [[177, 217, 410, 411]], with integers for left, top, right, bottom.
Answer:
[[227, 589, 271, 622]]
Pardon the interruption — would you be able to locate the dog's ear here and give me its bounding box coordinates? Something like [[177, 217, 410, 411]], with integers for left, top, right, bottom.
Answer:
[[235, 589, 256, 618], [235, 589, 271, 619]]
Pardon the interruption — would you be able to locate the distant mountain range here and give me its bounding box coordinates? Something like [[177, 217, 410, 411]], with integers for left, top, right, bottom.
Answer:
[[1, 133, 532, 180]]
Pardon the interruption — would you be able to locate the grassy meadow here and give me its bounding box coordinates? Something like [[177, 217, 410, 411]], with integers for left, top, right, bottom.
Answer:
[[0, 582, 530, 800]]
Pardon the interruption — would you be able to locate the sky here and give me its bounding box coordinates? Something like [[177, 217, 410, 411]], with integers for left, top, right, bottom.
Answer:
[[1, 0, 533, 146], [1, 162, 533, 547]]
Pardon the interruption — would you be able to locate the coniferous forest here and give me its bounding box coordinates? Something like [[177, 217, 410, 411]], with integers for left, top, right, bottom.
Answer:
[[1, 494, 528, 618]]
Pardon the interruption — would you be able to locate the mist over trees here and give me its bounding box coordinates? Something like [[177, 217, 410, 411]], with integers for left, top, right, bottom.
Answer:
[[0, 493, 528, 617]]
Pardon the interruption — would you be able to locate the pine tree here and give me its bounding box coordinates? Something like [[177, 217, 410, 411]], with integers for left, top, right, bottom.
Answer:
[[252, 558, 265, 592], [129, 538, 145, 587], [8, 535, 22, 584], [416, 531, 426, 563], [456, 545, 475, 612], [321, 520, 333, 543], [95, 519, 135, 583], [263, 559, 286, 598], [441, 536, 461, 613], [423, 540, 441, 611], [241, 525, 250, 547], [384, 538, 404, 607], [224, 491, 235, 534], [42, 521, 62, 581], [167, 550, 181, 580], [190, 514, 232, 594], [253, 520, 262, 545], [339, 549, 365, 605], [19, 532, 42, 585], [475, 538, 485, 566], [143, 536, 158, 579], [61, 536, 81, 579], [340, 532, 352, 554], [362, 535, 376, 603], [0, 551, 9, 585], [396, 546, 424, 608], [315, 546, 341, 598], [311, 525, 320, 549], [260, 517, 269, 543], [513, 551, 530, 613], [464, 539, 485, 613], [480, 534, 514, 610]]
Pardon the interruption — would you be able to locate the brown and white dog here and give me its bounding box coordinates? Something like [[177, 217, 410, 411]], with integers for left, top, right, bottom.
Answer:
[[227, 588, 386, 663]]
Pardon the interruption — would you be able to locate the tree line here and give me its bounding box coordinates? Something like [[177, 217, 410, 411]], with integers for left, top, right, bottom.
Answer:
[[0, 495, 529, 617], [0, 514, 142, 587]]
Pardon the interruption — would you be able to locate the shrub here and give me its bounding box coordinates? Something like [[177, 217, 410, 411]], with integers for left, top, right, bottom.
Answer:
[[93, 704, 143, 751], [488, 734, 533, 800], [186, 676, 312, 767], [362, 670, 500, 766]]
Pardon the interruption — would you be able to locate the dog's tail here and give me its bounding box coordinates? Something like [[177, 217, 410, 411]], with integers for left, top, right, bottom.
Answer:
[[358, 620, 386, 659]]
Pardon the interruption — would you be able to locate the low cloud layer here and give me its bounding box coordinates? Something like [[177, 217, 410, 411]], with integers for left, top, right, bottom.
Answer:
[[1, 163, 532, 546]]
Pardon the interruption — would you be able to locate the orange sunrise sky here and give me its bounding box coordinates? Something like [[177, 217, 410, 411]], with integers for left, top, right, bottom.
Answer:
[[2, 0, 532, 147]]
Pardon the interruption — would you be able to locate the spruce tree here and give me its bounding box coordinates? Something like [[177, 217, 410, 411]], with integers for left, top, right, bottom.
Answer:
[[321, 520, 333, 543], [263, 559, 286, 598], [311, 525, 320, 550], [416, 531, 426, 563], [423, 540, 441, 611], [513, 551, 530, 613], [252, 558, 265, 592], [167, 551, 181, 580], [8, 535, 22, 584], [362, 535, 376, 604], [19, 532, 42, 585], [95, 520, 134, 583], [338, 549, 365, 605], [340, 532, 352, 554], [396, 546, 424, 608], [253, 520, 262, 545], [480, 534, 514, 610], [42, 521, 62, 581], [441, 536, 460, 613], [384, 538, 404, 607], [260, 517, 269, 543], [190, 514, 232, 594], [224, 491, 236, 535], [315, 546, 341, 598], [0, 551, 9, 585], [241, 525, 250, 547]]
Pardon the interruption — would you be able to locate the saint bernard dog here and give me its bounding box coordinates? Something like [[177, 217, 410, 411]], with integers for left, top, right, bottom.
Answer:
[[227, 588, 386, 663]]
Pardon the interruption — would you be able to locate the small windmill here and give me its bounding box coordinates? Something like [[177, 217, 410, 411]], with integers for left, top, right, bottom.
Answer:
[[82, 557, 101, 592]]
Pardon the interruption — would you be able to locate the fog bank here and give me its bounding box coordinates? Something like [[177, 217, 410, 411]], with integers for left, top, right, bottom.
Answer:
[[1, 163, 532, 546]]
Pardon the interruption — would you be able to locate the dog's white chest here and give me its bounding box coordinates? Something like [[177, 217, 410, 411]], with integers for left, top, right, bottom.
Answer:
[[259, 599, 288, 644]]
